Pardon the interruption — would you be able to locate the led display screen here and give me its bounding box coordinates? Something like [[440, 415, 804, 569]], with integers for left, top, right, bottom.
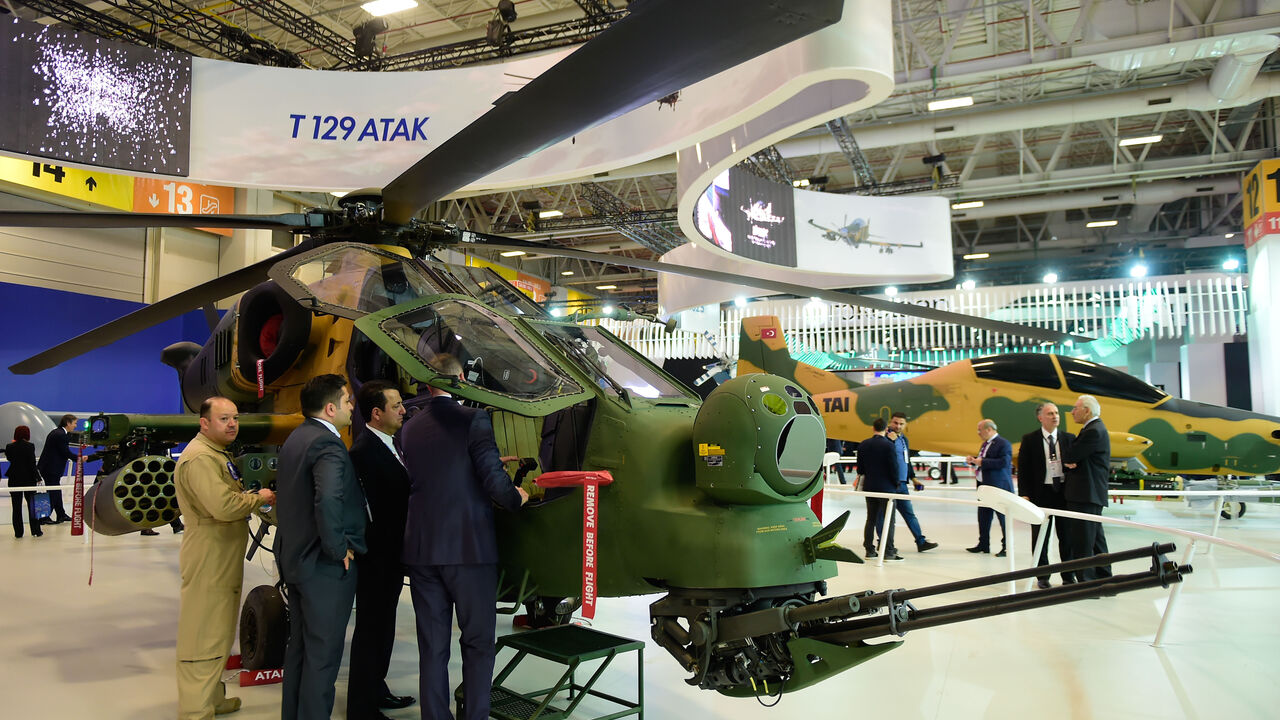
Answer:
[[0, 18, 191, 175], [693, 167, 798, 267]]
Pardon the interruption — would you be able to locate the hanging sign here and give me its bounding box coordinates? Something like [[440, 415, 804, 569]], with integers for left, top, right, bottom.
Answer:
[[535, 469, 615, 619]]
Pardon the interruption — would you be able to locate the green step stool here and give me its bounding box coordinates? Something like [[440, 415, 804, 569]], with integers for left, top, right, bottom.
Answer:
[[456, 624, 644, 720]]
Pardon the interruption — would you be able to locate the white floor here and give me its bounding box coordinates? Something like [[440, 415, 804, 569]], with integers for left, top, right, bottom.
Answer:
[[2, 488, 1278, 720]]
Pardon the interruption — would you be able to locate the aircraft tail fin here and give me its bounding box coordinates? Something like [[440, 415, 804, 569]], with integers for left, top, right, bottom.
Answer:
[[736, 316, 855, 394]]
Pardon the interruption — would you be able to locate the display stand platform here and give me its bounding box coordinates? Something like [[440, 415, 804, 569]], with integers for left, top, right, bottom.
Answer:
[[455, 624, 644, 720]]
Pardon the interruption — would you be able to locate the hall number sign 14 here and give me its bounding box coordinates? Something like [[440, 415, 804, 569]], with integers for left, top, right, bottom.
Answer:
[[1243, 159, 1280, 249]]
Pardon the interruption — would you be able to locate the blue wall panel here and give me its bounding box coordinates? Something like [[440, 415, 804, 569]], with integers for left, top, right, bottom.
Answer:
[[0, 282, 219, 415]]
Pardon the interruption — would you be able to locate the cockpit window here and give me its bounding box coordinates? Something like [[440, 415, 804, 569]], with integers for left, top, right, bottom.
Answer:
[[270, 243, 446, 319], [1058, 356, 1167, 404], [536, 323, 693, 400], [378, 298, 582, 402], [970, 354, 1061, 389], [446, 266, 548, 318]]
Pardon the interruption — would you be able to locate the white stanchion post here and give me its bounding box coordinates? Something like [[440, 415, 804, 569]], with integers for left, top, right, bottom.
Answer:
[[1005, 514, 1017, 595], [878, 498, 895, 568], [1026, 516, 1051, 592], [1153, 539, 1198, 648], [1206, 496, 1224, 556]]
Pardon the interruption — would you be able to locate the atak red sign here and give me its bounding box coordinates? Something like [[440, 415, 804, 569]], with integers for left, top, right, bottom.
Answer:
[[535, 470, 615, 619], [240, 668, 284, 686]]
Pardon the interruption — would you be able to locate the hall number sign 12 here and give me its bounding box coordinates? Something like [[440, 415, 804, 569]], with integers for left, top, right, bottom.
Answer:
[[1243, 159, 1280, 249]]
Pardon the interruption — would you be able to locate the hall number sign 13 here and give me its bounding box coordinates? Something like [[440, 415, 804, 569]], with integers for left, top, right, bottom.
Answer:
[[1243, 159, 1280, 249]]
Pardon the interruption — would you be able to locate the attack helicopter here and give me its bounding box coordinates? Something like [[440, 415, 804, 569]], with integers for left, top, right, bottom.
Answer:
[[2, 0, 1188, 697], [737, 315, 1280, 477]]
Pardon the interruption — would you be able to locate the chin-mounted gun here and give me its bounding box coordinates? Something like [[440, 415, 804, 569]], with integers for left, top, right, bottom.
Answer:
[[650, 543, 1190, 698]]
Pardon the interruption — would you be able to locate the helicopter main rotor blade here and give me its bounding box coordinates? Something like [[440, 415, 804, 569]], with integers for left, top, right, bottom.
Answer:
[[462, 235, 1095, 346], [8, 239, 318, 375], [381, 0, 843, 224], [0, 211, 328, 230]]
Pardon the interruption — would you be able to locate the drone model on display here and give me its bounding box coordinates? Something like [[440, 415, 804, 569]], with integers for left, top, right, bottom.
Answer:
[[0, 0, 1189, 698], [806, 216, 923, 253]]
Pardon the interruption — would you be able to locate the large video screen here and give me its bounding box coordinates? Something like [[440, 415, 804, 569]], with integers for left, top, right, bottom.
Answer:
[[693, 167, 797, 267], [0, 18, 191, 175]]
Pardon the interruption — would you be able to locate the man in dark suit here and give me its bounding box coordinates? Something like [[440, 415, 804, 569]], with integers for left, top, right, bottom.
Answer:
[[1062, 394, 1112, 582], [400, 354, 528, 720], [36, 413, 77, 523], [1017, 402, 1075, 588], [966, 418, 1013, 555], [858, 418, 901, 561], [346, 381, 414, 720], [274, 374, 368, 720]]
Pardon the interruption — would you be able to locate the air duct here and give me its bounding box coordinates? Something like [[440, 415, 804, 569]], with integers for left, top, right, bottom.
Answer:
[[948, 178, 1239, 222]]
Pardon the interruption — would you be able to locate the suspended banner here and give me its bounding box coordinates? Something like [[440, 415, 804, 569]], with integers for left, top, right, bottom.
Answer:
[[177, 0, 891, 193]]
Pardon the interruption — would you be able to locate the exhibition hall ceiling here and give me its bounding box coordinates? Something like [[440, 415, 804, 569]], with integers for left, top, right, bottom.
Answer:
[[6, 0, 1280, 303]]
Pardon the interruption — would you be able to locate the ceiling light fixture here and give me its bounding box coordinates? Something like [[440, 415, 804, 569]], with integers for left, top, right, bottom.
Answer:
[[596, 284, 617, 290], [538, 209, 563, 219], [560, 270, 574, 276], [885, 286, 898, 296], [1225, 233, 1235, 239], [927, 96, 973, 112], [1129, 263, 1148, 278], [1043, 272, 1059, 283], [961, 279, 976, 290], [499, 250, 526, 257], [962, 252, 989, 260], [951, 200, 984, 210], [1223, 258, 1240, 271], [1086, 220, 1118, 228], [1118, 134, 1163, 147], [361, 0, 416, 18], [791, 179, 810, 187]]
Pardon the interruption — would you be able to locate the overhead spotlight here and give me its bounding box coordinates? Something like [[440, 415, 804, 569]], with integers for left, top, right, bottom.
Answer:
[[353, 18, 388, 56], [1086, 220, 1118, 228], [733, 296, 747, 307], [550, 308, 564, 317], [885, 286, 898, 296], [596, 284, 617, 290], [961, 279, 976, 290], [560, 270, 574, 276], [1129, 263, 1148, 278], [499, 250, 526, 257], [1043, 272, 1059, 284], [952, 200, 984, 210], [1223, 258, 1240, 271], [538, 209, 563, 219], [361, 0, 417, 16], [1118, 134, 1163, 147], [791, 179, 810, 187], [927, 96, 973, 112], [1225, 232, 1236, 239], [962, 253, 989, 260], [602, 305, 615, 315], [497, 0, 517, 23]]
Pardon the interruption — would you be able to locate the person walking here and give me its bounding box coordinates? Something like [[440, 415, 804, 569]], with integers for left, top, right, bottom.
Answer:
[[5, 426, 43, 538]]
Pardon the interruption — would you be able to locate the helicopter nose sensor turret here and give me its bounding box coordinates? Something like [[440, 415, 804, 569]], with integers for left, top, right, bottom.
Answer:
[[692, 373, 826, 504]]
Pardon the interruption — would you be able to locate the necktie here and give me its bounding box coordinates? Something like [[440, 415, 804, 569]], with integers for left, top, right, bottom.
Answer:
[[1048, 434, 1062, 490]]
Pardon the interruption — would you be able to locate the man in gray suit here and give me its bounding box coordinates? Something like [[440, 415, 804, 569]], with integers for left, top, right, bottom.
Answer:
[[274, 374, 368, 720]]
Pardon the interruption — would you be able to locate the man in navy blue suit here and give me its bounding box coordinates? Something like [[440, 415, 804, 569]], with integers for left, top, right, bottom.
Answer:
[[400, 354, 528, 720], [966, 418, 1013, 556], [36, 413, 77, 523], [858, 418, 900, 560]]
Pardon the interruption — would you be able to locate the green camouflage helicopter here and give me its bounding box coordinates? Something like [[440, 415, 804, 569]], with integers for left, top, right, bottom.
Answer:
[[1, 0, 1188, 697]]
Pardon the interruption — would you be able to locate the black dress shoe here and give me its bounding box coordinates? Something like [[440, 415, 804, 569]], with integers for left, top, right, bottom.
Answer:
[[864, 549, 878, 558], [1037, 579, 1051, 589], [995, 549, 1007, 558], [966, 545, 989, 553], [140, 528, 160, 536], [378, 694, 415, 710]]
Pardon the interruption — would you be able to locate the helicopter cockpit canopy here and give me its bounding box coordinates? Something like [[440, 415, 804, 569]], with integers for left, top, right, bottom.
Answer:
[[269, 243, 463, 320], [536, 322, 695, 402], [355, 296, 593, 415]]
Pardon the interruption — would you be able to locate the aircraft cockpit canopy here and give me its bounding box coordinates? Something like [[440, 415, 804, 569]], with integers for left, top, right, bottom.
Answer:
[[270, 243, 455, 320], [1057, 356, 1168, 404], [356, 296, 592, 415]]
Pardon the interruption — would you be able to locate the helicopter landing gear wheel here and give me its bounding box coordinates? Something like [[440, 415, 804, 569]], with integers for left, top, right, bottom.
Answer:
[[1221, 501, 1247, 520], [240, 585, 288, 670], [522, 596, 580, 629]]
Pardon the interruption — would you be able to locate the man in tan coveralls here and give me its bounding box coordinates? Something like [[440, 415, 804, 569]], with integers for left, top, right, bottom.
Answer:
[[175, 397, 276, 718]]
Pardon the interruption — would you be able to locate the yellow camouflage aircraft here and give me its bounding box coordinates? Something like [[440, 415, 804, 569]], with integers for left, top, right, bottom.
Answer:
[[737, 316, 1280, 477]]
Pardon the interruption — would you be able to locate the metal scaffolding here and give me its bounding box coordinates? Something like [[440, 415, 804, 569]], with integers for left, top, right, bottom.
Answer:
[[576, 183, 686, 255], [826, 117, 880, 193]]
